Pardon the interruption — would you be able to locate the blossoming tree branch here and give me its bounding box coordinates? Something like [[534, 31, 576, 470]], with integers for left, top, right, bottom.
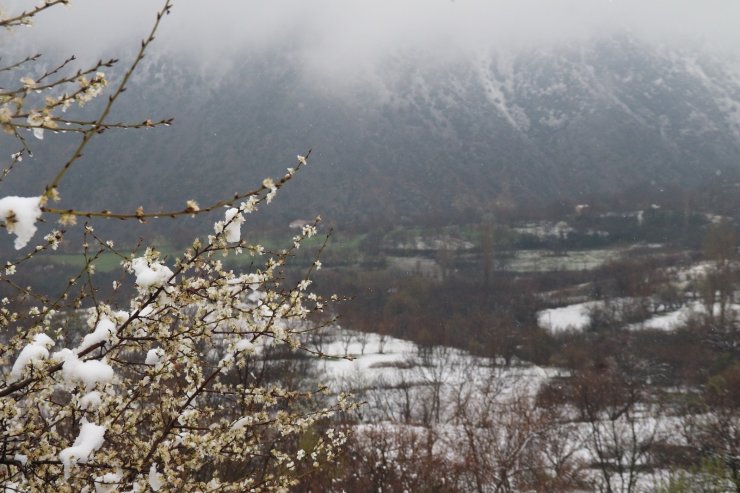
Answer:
[[0, 1, 351, 491]]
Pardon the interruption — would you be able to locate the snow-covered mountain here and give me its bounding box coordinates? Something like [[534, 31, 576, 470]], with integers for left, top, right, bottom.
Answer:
[[11, 34, 740, 228]]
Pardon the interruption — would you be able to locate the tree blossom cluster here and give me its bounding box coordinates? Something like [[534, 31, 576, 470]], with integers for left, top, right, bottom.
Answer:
[[1, 213, 350, 491], [0, 1, 351, 491]]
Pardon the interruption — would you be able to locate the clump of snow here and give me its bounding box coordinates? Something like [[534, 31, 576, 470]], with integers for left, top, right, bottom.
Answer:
[[94, 472, 121, 493], [219, 338, 257, 367], [0, 196, 42, 249], [223, 208, 245, 243], [59, 419, 106, 478], [77, 317, 116, 352], [10, 333, 55, 381], [79, 391, 102, 411], [54, 349, 114, 391], [235, 339, 255, 353], [131, 258, 174, 290], [148, 463, 164, 491], [145, 348, 165, 366], [137, 304, 154, 318], [231, 416, 253, 430]]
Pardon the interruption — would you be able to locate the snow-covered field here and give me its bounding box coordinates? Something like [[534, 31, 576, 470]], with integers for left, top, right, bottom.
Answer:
[[309, 328, 692, 492], [505, 248, 623, 272], [313, 329, 560, 422], [627, 303, 701, 331], [536, 258, 740, 335], [538, 299, 740, 334], [537, 301, 598, 333], [318, 330, 555, 387]]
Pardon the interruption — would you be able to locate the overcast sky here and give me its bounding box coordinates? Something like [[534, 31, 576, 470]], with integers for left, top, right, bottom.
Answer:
[[5, 0, 740, 77]]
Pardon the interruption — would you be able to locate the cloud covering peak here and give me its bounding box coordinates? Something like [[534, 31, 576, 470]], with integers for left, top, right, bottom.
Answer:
[[8, 0, 740, 67]]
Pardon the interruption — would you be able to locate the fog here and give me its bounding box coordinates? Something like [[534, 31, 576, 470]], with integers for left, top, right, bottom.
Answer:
[[6, 0, 740, 74]]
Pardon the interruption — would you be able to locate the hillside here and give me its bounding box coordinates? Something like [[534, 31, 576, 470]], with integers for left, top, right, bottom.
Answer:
[[4, 33, 740, 233]]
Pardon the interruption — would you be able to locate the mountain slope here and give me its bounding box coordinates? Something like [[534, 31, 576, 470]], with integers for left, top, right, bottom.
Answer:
[[8, 34, 740, 231]]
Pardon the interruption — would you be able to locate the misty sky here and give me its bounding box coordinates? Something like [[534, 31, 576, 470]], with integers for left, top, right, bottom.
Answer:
[[6, 1, 740, 65], [2, 0, 739, 99]]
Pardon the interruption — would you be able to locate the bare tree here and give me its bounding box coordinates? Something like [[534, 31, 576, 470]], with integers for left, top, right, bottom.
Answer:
[[680, 364, 740, 492], [413, 345, 455, 425], [572, 360, 662, 493], [357, 330, 369, 356], [449, 362, 582, 493]]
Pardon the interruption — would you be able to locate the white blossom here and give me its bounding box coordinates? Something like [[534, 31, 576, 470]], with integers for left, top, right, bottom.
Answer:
[[0, 105, 12, 123]]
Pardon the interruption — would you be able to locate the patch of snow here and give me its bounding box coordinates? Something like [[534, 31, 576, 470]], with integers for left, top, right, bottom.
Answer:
[[77, 317, 116, 352], [223, 207, 244, 243], [319, 328, 557, 414], [145, 348, 165, 366], [148, 463, 164, 491], [54, 349, 114, 391], [231, 416, 253, 430], [59, 419, 106, 479], [508, 249, 621, 272], [539, 110, 567, 128], [627, 304, 698, 331], [0, 196, 42, 249], [10, 333, 55, 382], [131, 258, 174, 291], [514, 220, 574, 239], [235, 339, 255, 353], [476, 58, 530, 131], [94, 472, 121, 493], [79, 391, 102, 411], [537, 302, 597, 334]]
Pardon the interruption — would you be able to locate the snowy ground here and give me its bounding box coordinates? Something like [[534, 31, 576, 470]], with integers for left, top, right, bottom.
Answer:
[[314, 328, 560, 423], [311, 328, 690, 492], [317, 329, 556, 387], [537, 301, 598, 333], [504, 248, 624, 272], [538, 299, 740, 335], [627, 303, 701, 331], [536, 258, 740, 335]]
